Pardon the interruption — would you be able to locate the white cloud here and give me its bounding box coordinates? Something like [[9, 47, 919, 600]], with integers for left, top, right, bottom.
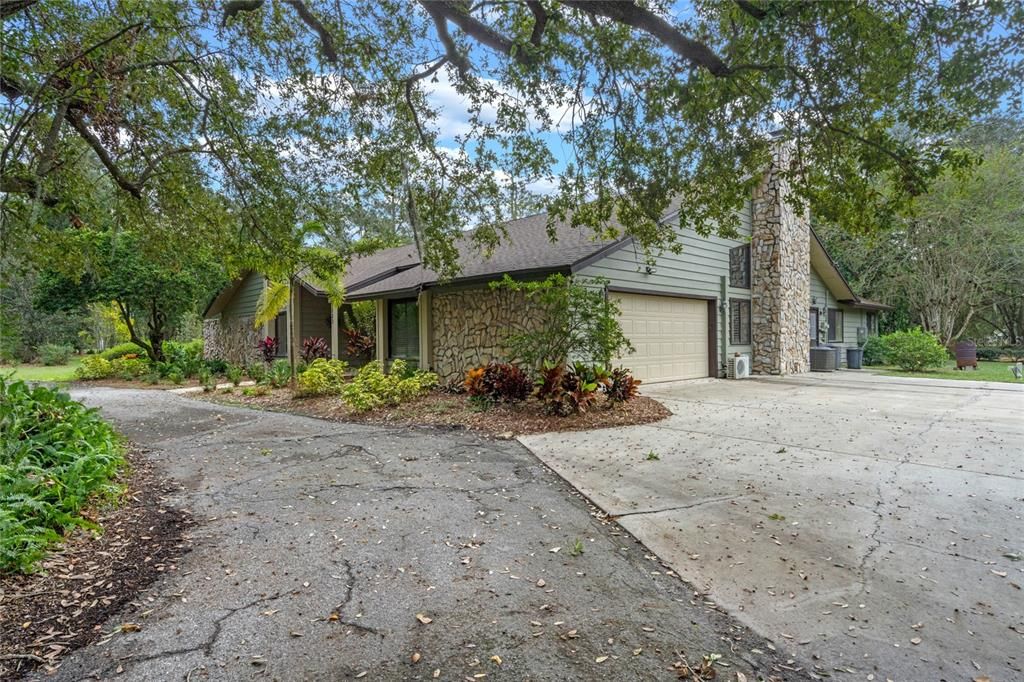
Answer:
[[423, 69, 578, 142]]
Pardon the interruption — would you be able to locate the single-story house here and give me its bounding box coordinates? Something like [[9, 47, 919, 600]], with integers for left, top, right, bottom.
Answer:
[[204, 148, 887, 383]]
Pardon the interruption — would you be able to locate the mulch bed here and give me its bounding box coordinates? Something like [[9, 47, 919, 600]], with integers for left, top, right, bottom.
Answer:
[[191, 387, 671, 436], [0, 449, 191, 679]]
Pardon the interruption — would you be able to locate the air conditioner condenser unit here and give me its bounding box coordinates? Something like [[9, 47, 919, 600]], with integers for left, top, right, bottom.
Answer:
[[727, 354, 751, 379]]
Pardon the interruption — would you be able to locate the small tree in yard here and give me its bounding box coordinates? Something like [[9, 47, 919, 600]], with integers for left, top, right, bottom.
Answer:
[[491, 274, 632, 371], [882, 328, 948, 372], [35, 231, 224, 362]]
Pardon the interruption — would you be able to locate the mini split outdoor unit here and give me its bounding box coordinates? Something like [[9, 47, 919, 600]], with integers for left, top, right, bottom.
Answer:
[[727, 354, 751, 379]]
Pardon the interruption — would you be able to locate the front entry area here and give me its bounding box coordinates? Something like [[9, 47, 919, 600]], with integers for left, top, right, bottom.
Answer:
[[611, 291, 710, 383]]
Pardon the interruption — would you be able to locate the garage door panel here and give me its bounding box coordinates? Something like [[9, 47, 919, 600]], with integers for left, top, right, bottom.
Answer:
[[613, 293, 709, 383]]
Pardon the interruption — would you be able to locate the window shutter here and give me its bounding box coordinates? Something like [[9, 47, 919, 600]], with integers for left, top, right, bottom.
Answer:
[[730, 299, 751, 345], [729, 245, 751, 288], [731, 301, 742, 345]]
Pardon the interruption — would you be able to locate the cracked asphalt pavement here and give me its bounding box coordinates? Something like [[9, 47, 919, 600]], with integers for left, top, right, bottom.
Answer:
[[43, 387, 798, 681], [521, 371, 1024, 682]]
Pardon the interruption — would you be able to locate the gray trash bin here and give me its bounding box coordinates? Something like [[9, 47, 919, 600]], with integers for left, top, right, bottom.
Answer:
[[846, 347, 864, 370]]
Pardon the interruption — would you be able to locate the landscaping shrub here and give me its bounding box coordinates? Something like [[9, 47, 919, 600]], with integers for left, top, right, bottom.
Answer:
[[297, 358, 349, 396], [300, 336, 330, 363], [205, 358, 228, 375], [162, 339, 203, 378], [536, 362, 603, 415], [246, 363, 267, 383], [861, 336, 887, 366], [0, 377, 125, 572], [341, 359, 438, 411], [225, 364, 243, 386], [75, 355, 114, 380], [38, 343, 73, 366], [343, 328, 375, 362], [100, 342, 146, 361], [464, 362, 532, 403], [268, 359, 292, 388], [976, 346, 1001, 361], [492, 274, 633, 369], [243, 384, 270, 397], [166, 369, 184, 385], [604, 367, 641, 404], [110, 356, 149, 379], [881, 328, 948, 371], [198, 366, 215, 392], [256, 337, 279, 364]]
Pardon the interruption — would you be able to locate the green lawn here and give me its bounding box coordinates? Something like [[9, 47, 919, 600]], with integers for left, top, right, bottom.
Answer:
[[875, 360, 1022, 384], [1, 357, 83, 382]]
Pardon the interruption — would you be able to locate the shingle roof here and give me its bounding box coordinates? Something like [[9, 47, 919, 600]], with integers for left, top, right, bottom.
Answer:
[[345, 212, 623, 300]]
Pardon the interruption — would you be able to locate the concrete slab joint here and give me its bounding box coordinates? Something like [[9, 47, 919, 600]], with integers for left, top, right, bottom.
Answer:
[[750, 142, 810, 375]]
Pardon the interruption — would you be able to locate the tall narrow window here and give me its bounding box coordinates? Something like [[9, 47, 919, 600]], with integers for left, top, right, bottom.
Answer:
[[729, 244, 751, 289], [827, 308, 844, 342], [730, 299, 751, 345], [867, 312, 878, 335]]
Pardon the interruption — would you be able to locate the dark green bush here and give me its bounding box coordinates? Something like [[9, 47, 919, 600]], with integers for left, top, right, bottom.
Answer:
[[205, 359, 228, 375], [0, 377, 125, 572], [100, 342, 146, 361], [881, 328, 947, 371], [862, 336, 887, 365], [162, 339, 203, 378], [976, 346, 1001, 361], [38, 343, 73, 366], [225, 364, 243, 386]]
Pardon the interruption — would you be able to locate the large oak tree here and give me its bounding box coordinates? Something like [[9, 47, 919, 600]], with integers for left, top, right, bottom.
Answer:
[[2, 0, 1021, 278]]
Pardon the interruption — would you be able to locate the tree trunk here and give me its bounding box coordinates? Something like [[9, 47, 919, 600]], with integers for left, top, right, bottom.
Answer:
[[115, 299, 159, 362]]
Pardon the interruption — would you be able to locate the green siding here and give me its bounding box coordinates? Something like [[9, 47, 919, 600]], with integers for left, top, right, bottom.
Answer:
[[810, 265, 866, 364], [577, 205, 754, 368], [222, 272, 265, 321], [300, 289, 332, 343]]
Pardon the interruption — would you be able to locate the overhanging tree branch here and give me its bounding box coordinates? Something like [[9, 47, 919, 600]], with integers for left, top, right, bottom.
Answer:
[[559, 1, 732, 76], [283, 0, 339, 63]]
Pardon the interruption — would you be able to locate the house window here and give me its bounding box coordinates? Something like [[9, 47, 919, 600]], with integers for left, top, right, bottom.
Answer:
[[729, 244, 751, 289], [809, 308, 819, 345], [388, 298, 419, 360], [827, 308, 844, 342], [730, 299, 751, 345], [273, 312, 288, 357], [867, 312, 878, 335]]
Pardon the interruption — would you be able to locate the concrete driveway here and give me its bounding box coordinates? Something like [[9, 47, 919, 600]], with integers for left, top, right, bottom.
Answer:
[[41, 387, 794, 682], [520, 371, 1024, 681]]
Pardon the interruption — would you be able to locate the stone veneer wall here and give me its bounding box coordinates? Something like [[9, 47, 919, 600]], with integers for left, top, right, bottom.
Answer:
[[750, 143, 811, 375], [203, 317, 261, 367], [430, 287, 547, 383]]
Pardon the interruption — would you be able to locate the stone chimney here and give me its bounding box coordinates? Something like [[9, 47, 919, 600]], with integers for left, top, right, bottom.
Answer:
[[750, 143, 810, 375]]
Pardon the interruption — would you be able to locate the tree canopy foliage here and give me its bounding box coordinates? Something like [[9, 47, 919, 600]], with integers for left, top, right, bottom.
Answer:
[[818, 120, 1024, 346], [34, 230, 225, 361], [2, 0, 1022, 279]]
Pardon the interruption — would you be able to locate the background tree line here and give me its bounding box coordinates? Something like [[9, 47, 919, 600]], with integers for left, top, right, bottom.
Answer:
[[817, 119, 1024, 348]]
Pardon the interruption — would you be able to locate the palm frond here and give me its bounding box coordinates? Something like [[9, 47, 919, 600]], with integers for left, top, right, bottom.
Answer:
[[308, 273, 346, 309], [254, 280, 290, 329]]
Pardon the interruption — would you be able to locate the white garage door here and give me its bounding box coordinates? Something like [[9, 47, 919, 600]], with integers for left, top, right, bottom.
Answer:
[[612, 292, 709, 383]]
